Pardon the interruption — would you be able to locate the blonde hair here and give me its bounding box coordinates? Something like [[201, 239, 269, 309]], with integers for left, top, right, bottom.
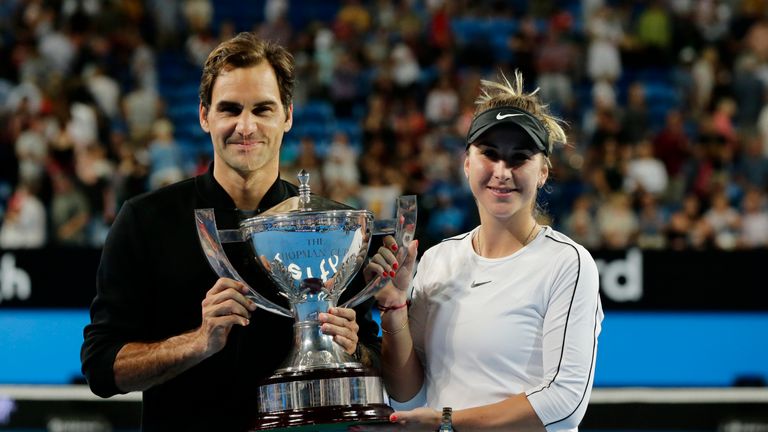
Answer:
[[474, 70, 567, 159]]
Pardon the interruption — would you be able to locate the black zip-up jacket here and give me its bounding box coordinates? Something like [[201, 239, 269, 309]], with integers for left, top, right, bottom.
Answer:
[[81, 166, 381, 431]]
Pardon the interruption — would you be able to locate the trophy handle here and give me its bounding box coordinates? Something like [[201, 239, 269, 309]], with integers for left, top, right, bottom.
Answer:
[[194, 208, 292, 318], [341, 195, 417, 309]]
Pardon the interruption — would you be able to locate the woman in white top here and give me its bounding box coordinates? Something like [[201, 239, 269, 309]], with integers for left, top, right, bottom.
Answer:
[[366, 71, 604, 431]]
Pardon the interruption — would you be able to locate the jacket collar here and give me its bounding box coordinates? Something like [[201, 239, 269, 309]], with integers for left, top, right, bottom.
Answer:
[[195, 162, 296, 214]]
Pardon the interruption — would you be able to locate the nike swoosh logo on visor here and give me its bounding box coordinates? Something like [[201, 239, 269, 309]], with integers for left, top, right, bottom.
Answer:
[[471, 280, 492, 288], [496, 113, 524, 120]]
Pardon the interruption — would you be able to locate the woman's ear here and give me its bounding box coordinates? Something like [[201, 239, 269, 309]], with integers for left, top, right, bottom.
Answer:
[[463, 152, 471, 179], [539, 161, 549, 188]]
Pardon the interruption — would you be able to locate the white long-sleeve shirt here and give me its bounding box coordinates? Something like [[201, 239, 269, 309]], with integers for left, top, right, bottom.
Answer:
[[408, 226, 603, 431]]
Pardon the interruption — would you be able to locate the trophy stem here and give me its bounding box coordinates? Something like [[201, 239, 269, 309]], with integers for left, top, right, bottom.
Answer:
[[276, 278, 358, 373], [276, 320, 356, 373]]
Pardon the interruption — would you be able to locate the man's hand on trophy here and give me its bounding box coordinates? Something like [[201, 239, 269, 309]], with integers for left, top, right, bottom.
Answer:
[[319, 307, 359, 355], [367, 236, 419, 306], [195, 278, 258, 357]]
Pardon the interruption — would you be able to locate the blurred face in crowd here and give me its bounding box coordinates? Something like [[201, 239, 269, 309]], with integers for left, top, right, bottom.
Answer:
[[199, 61, 293, 178], [464, 125, 548, 223]]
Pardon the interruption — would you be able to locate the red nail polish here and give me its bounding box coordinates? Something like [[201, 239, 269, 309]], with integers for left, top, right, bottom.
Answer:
[[389, 270, 396, 277], [390, 415, 398, 422], [391, 244, 398, 251], [382, 271, 388, 278], [392, 262, 399, 270]]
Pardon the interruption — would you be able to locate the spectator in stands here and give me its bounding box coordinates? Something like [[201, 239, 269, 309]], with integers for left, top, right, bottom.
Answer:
[[424, 74, 460, 127], [424, 186, 465, 243], [597, 191, 639, 249], [362, 94, 395, 145], [711, 97, 738, 149], [703, 190, 741, 250], [288, 135, 325, 195], [147, 0, 183, 49], [653, 110, 690, 200], [624, 139, 669, 198], [322, 131, 360, 190], [692, 46, 718, 115], [738, 187, 768, 249], [74, 144, 116, 246], [634, 0, 673, 65], [563, 193, 601, 250], [392, 96, 428, 142], [37, 15, 77, 76], [50, 169, 90, 246], [586, 5, 624, 84], [534, 28, 576, 113], [147, 118, 185, 190], [3, 0, 768, 255], [368, 71, 602, 430], [329, 51, 361, 118], [127, 29, 158, 93], [693, 0, 732, 44], [507, 15, 540, 85], [589, 137, 626, 198], [112, 139, 148, 209], [359, 167, 402, 220], [14, 116, 48, 188], [255, 7, 293, 46], [185, 26, 218, 67], [685, 117, 736, 201], [81, 33, 380, 431], [666, 193, 710, 250], [734, 135, 768, 190], [335, 0, 372, 40], [84, 64, 121, 120], [313, 26, 337, 93], [390, 41, 421, 98], [757, 96, 768, 157], [121, 82, 162, 143], [636, 190, 668, 249], [732, 54, 764, 134], [0, 183, 46, 248], [619, 82, 650, 146], [653, 110, 691, 191], [182, 0, 213, 35]]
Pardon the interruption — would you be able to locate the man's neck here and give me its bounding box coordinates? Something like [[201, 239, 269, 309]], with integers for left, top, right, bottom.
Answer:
[[213, 164, 277, 210]]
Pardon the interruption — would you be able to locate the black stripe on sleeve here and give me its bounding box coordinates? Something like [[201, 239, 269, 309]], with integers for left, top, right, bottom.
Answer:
[[526, 236, 598, 427]]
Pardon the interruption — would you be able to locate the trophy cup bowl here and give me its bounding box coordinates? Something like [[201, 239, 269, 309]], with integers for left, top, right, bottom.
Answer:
[[195, 170, 417, 431]]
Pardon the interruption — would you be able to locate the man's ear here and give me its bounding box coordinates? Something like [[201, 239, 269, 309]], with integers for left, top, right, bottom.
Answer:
[[284, 103, 293, 133], [199, 103, 209, 133]]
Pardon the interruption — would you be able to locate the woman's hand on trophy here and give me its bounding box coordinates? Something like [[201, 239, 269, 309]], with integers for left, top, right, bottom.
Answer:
[[195, 278, 257, 357], [368, 236, 419, 306], [348, 407, 441, 431], [319, 307, 359, 355]]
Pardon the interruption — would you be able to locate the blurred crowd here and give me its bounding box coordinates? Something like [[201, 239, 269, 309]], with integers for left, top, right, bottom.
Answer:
[[1, 0, 768, 252]]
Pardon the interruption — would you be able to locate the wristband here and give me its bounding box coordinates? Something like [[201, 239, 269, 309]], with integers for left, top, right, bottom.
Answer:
[[376, 300, 410, 313]]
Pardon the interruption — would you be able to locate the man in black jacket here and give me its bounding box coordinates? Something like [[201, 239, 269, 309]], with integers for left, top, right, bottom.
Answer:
[[81, 32, 381, 431]]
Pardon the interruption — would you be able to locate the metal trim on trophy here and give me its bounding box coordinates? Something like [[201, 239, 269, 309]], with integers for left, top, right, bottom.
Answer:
[[194, 170, 417, 430]]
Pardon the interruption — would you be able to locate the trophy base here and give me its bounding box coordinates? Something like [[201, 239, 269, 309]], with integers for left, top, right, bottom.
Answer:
[[250, 404, 393, 431], [251, 366, 393, 431]]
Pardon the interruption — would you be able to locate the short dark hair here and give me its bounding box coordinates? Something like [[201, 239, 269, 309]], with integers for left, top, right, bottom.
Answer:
[[199, 32, 295, 117]]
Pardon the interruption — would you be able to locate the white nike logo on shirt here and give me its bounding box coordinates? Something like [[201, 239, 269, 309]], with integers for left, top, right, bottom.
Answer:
[[496, 113, 524, 120]]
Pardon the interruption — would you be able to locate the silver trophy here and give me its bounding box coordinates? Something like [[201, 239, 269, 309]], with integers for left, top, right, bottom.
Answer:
[[195, 170, 416, 430]]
